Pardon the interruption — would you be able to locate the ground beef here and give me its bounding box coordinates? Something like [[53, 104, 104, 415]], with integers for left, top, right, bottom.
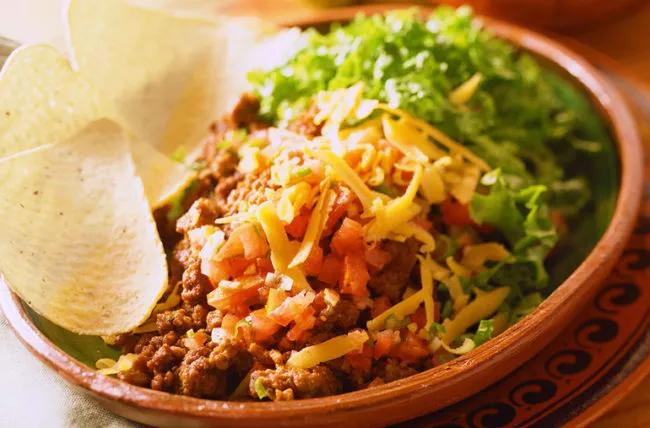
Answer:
[[318, 299, 360, 332], [222, 169, 274, 215], [368, 239, 420, 302], [177, 347, 228, 398], [231, 93, 261, 128], [205, 309, 223, 330], [209, 336, 246, 371], [147, 343, 186, 373], [156, 308, 194, 335], [176, 198, 220, 234], [180, 259, 213, 306], [373, 358, 419, 383], [249, 366, 341, 401], [288, 103, 323, 138]]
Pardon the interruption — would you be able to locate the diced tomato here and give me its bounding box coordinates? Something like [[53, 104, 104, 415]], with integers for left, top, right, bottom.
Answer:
[[268, 290, 315, 326], [393, 331, 430, 363], [373, 329, 400, 359], [324, 187, 356, 236], [221, 314, 240, 335], [241, 224, 269, 259], [341, 253, 370, 297], [286, 306, 316, 342], [331, 218, 365, 256], [318, 254, 343, 286], [249, 310, 281, 343], [441, 199, 473, 226], [410, 306, 427, 330], [228, 256, 253, 277], [285, 211, 310, 240], [217, 223, 269, 261], [365, 244, 392, 272], [207, 275, 263, 313], [371, 296, 392, 318], [344, 343, 373, 372], [201, 259, 230, 286], [312, 290, 327, 313], [256, 256, 274, 274], [183, 330, 209, 350], [303, 245, 324, 277]]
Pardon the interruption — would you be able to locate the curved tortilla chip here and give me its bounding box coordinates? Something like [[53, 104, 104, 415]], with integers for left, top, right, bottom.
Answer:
[[67, 0, 230, 156], [0, 44, 104, 159], [0, 44, 193, 208], [0, 119, 167, 335], [130, 140, 197, 208]]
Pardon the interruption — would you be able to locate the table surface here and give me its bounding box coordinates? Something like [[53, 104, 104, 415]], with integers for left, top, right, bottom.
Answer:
[[223, 1, 650, 426]]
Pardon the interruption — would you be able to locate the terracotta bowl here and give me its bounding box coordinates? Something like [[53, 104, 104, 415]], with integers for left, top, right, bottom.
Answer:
[[0, 6, 644, 428], [435, 0, 645, 31]]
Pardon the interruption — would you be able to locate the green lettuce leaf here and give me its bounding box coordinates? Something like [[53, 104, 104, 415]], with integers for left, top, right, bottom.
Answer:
[[470, 169, 558, 289]]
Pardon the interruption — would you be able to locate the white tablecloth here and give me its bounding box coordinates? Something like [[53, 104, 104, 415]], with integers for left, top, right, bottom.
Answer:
[[0, 311, 137, 428]]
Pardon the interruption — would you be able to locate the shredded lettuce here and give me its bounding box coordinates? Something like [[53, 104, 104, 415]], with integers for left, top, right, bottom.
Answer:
[[254, 378, 269, 399], [473, 319, 493, 346], [249, 7, 594, 217], [470, 169, 557, 290]]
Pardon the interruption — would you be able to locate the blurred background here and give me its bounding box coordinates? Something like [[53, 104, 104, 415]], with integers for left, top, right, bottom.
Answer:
[[222, 0, 650, 84]]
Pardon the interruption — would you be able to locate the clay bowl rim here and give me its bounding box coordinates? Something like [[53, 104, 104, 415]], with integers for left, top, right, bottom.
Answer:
[[0, 4, 644, 426]]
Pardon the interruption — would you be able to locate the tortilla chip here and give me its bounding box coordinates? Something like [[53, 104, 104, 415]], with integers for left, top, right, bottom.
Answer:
[[0, 43, 195, 208], [0, 44, 104, 159], [67, 0, 230, 156], [130, 140, 197, 208], [0, 119, 167, 335]]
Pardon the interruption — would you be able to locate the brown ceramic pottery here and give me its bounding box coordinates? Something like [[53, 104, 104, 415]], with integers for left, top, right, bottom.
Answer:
[[435, 0, 645, 30], [0, 5, 644, 428]]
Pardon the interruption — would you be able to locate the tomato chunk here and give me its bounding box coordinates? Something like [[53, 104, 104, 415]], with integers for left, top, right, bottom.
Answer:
[[344, 343, 373, 372], [285, 210, 310, 240], [440, 199, 473, 226], [341, 253, 370, 297], [268, 290, 315, 327], [373, 329, 400, 359], [286, 306, 317, 342], [331, 218, 365, 256], [371, 296, 392, 318], [218, 223, 269, 260], [249, 310, 281, 343], [303, 245, 324, 277], [393, 331, 430, 363], [324, 187, 356, 235], [318, 254, 343, 285], [365, 244, 392, 272], [410, 306, 427, 329]]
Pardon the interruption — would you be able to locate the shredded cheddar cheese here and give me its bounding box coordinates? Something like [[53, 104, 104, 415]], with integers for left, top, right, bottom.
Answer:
[[461, 243, 510, 271], [256, 202, 311, 291], [309, 148, 382, 212], [366, 164, 423, 240], [377, 104, 491, 172], [449, 72, 483, 106], [367, 289, 425, 331], [442, 287, 510, 344], [287, 330, 369, 369], [418, 255, 436, 329], [289, 181, 335, 268]]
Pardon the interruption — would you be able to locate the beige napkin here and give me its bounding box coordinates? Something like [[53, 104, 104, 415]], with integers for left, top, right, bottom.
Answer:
[[0, 311, 137, 428]]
